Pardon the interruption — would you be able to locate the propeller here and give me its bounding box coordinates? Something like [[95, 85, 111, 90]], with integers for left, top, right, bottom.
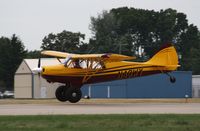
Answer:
[[32, 57, 42, 74]]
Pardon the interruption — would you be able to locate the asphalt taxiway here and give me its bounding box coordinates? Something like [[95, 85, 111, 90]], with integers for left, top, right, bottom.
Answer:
[[0, 103, 200, 115]]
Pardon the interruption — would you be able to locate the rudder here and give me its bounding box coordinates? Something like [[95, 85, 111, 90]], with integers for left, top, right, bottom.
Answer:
[[145, 44, 179, 70]]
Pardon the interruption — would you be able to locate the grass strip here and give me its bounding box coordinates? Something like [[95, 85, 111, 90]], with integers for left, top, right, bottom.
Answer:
[[0, 114, 200, 131]]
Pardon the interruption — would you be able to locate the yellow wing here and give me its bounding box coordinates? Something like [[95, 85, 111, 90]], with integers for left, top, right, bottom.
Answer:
[[41, 50, 71, 58], [41, 50, 136, 62]]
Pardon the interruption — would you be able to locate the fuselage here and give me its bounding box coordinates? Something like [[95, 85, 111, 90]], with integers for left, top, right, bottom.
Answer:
[[41, 61, 172, 87]]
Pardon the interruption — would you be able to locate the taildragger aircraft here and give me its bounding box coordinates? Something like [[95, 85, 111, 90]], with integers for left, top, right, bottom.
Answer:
[[32, 43, 180, 103]]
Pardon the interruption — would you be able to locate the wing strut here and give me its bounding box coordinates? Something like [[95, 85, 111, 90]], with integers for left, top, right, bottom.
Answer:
[[81, 59, 103, 84]]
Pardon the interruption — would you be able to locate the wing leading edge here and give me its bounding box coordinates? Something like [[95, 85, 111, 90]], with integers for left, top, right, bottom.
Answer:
[[41, 50, 136, 62]]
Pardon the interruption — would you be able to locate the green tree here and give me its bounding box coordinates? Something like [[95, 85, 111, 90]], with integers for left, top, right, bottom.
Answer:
[[26, 50, 41, 59], [90, 8, 190, 56], [0, 35, 27, 89], [41, 30, 87, 53], [189, 47, 200, 74], [178, 25, 200, 72], [89, 7, 200, 73]]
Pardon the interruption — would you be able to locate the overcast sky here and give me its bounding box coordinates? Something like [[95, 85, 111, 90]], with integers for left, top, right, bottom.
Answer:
[[0, 0, 199, 51]]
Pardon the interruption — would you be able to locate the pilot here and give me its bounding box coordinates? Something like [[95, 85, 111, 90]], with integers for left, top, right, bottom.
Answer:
[[74, 59, 81, 68], [100, 61, 106, 69]]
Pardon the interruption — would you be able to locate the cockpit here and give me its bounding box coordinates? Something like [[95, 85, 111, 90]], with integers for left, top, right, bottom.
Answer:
[[63, 58, 105, 69]]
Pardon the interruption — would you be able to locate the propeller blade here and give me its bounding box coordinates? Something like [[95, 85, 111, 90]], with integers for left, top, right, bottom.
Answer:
[[38, 57, 41, 68]]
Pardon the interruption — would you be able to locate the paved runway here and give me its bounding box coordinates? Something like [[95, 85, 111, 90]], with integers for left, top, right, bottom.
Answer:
[[0, 103, 200, 115]]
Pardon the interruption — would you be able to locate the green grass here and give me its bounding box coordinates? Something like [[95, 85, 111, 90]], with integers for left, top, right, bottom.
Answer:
[[0, 114, 200, 131]]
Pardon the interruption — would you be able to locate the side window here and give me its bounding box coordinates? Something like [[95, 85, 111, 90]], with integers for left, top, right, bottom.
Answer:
[[88, 60, 105, 69], [64, 59, 106, 69]]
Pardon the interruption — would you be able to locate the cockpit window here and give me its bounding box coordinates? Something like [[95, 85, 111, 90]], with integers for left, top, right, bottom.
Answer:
[[65, 59, 105, 69]]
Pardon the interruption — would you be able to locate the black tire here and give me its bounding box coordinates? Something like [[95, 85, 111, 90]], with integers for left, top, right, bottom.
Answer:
[[55, 86, 69, 102], [66, 88, 82, 103], [170, 76, 176, 83]]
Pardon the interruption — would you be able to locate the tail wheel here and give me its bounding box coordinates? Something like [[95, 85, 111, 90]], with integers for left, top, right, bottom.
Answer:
[[55, 86, 69, 102], [170, 76, 176, 83], [66, 88, 82, 103], [165, 73, 176, 83]]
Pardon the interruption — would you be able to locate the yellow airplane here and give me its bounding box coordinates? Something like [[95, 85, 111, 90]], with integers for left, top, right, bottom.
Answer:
[[32, 43, 179, 103]]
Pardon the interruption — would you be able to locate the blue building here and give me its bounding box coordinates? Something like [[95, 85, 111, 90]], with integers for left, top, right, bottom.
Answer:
[[81, 71, 192, 98]]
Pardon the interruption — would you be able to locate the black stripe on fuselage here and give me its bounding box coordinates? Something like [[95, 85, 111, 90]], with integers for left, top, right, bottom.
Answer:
[[57, 65, 161, 76]]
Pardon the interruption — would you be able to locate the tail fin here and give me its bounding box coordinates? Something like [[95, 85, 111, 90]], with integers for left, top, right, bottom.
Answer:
[[145, 44, 180, 70]]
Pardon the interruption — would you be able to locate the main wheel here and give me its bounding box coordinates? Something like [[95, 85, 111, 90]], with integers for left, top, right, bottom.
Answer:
[[55, 86, 69, 102], [66, 88, 82, 103]]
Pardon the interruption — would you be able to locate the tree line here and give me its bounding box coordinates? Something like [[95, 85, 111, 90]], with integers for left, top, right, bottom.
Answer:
[[0, 7, 200, 90]]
